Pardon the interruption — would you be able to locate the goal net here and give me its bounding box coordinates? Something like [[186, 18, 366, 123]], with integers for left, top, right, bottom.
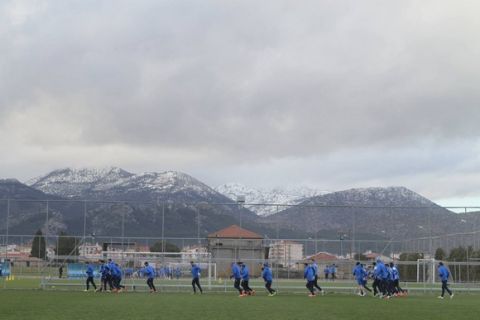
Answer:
[[416, 258, 436, 284], [41, 251, 216, 291]]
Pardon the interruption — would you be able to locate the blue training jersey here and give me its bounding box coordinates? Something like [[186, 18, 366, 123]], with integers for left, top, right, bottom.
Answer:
[[86, 265, 94, 277], [262, 267, 273, 282], [142, 265, 155, 279], [353, 265, 365, 280], [438, 265, 450, 281], [231, 264, 241, 279], [304, 265, 315, 281], [241, 265, 250, 281], [191, 265, 201, 279]]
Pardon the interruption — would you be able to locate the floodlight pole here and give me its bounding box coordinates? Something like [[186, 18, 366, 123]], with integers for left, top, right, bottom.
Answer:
[[83, 201, 87, 245], [161, 203, 165, 252], [237, 195, 245, 228], [45, 200, 49, 260], [428, 210, 432, 257], [121, 206, 125, 262], [197, 206, 200, 245], [352, 209, 356, 258], [276, 205, 279, 240], [5, 199, 10, 264], [340, 235, 344, 257]]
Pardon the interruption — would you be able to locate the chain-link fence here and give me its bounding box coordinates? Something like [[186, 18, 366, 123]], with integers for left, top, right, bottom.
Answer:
[[1, 199, 480, 292]]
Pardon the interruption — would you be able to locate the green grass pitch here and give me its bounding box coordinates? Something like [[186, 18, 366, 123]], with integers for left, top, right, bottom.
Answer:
[[1, 290, 479, 320]]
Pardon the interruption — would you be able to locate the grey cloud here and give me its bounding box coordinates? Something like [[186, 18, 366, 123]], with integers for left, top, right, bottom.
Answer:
[[1, 0, 480, 201]]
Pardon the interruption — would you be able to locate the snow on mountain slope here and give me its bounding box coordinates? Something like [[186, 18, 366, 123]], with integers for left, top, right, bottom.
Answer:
[[215, 183, 330, 216], [27, 167, 222, 200], [27, 167, 134, 198]]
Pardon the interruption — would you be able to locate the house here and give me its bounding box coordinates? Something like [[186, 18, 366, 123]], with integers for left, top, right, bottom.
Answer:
[[78, 242, 103, 259], [269, 240, 304, 267], [363, 250, 391, 262], [307, 251, 339, 262], [207, 225, 266, 277], [181, 245, 208, 263]]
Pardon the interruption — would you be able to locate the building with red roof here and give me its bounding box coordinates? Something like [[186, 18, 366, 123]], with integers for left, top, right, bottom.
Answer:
[[207, 225, 265, 277], [208, 225, 263, 239]]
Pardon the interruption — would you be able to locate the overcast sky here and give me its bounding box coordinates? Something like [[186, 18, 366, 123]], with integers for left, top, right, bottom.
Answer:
[[1, 0, 480, 204]]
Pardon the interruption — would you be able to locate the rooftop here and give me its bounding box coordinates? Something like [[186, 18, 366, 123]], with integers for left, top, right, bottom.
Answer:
[[307, 252, 339, 261], [208, 225, 263, 239]]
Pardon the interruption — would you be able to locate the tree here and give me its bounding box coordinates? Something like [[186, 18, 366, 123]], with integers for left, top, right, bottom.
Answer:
[[31, 229, 46, 259], [399, 252, 424, 261], [435, 248, 447, 261], [55, 232, 79, 257], [353, 253, 367, 261], [447, 246, 469, 282], [150, 241, 180, 253], [399, 252, 424, 281], [448, 246, 467, 262]]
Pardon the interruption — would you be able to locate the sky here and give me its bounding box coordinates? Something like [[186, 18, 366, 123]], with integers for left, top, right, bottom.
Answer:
[[1, 0, 480, 205]]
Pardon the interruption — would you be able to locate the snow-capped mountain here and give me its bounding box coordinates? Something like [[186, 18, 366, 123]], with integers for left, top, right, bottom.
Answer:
[[2, 173, 478, 246], [269, 186, 462, 239], [300, 186, 435, 207], [27, 167, 133, 198], [28, 167, 226, 202], [1, 175, 265, 238], [215, 183, 330, 216]]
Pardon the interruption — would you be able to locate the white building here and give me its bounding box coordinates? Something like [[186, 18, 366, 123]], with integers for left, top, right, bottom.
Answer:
[[181, 245, 209, 263], [78, 242, 103, 259], [269, 240, 304, 267]]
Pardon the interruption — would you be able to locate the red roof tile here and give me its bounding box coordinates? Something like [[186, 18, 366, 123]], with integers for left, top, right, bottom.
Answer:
[[208, 225, 263, 239], [308, 252, 338, 261]]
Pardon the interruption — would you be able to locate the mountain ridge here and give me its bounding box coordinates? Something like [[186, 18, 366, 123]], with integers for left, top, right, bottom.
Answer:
[[1, 167, 477, 252], [215, 182, 331, 216]]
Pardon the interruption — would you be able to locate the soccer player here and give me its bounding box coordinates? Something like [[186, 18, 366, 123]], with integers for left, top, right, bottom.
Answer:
[[390, 262, 405, 296], [240, 262, 254, 296], [437, 262, 454, 299], [261, 263, 276, 296], [190, 261, 203, 294], [304, 262, 316, 297], [324, 265, 330, 280], [330, 264, 337, 280], [386, 263, 395, 296], [231, 262, 243, 296], [361, 264, 372, 294], [110, 263, 125, 292], [310, 259, 324, 294], [141, 262, 157, 293], [84, 261, 97, 291], [96, 260, 110, 292], [353, 262, 368, 296], [374, 258, 390, 298], [370, 263, 380, 296], [107, 259, 117, 291]]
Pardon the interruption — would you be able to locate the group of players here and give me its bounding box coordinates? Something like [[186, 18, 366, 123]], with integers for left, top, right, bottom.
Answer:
[[83, 259, 128, 293], [82, 257, 454, 299], [83, 259, 202, 294], [230, 261, 278, 297], [322, 264, 337, 280], [304, 257, 454, 299], [351, 258, 406, 298]]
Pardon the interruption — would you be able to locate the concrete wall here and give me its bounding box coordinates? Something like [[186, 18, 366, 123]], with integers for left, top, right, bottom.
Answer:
[[207, 238, 265, 277]]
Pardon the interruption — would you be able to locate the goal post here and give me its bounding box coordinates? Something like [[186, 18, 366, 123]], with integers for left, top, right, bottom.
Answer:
[[417, 258, 436, 284], [41, 251, 216, 291], [99, 251, 216, 288]]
